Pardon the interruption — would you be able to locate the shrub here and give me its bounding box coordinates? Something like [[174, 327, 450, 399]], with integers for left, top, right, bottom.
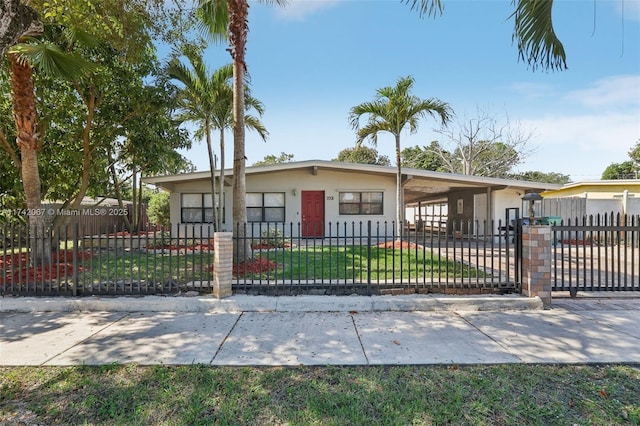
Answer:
[[252, 228, 290, 248], [147, 191, 170, 227]]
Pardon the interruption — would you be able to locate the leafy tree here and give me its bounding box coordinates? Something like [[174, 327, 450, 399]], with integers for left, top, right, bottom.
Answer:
[[601, 140, 640, 180], [1, 1, 198, 262], [628, 140, 640, 165], [334, 146, 390, 166], [197, 0, 285, 261], [602, 161, 638, 180], [431, 109, 533, 177], [109, 76, 193, 231], [253, 152, 294, 166], [147, 190, 171, 227], [5, 22, 97, 263], [509, 171, 571, 184], [401, 141, 447, 171], [404, 0, 567, 71], [349, 75, 452, 229]]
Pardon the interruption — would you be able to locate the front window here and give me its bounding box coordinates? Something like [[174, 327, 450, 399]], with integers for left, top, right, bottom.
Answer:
[[181, 193, 224, 223], [247, 192, 285, 222], [339, 191, 383, 215]]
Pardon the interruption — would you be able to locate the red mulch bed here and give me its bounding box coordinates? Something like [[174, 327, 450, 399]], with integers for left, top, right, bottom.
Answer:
[[377, 241, 421, 249], [234, 258, 277, 276], [209, 257, 278, 277], [0, 250, 91, 285]]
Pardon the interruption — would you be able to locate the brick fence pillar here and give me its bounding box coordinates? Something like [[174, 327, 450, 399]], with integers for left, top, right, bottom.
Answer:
[[521, 225, 552, 307], [212, 232, 233, 298]]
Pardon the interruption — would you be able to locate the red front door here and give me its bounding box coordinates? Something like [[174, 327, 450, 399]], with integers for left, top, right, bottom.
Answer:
[[301, 191, 325, 238]]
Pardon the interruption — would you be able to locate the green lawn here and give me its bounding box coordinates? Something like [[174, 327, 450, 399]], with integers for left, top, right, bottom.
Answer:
[[78, 251, 213, 286], [1, 364, 638, 425], [244, 245, 483, 281], [69, 245, 483, 286]]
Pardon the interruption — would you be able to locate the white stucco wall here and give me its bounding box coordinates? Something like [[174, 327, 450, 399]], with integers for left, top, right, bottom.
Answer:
[[492, 189, 523, 231], [168, 168, 398, 237]]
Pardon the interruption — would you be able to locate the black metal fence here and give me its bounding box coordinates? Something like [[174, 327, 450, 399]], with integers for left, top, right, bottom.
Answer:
[[1, 223, 215, 296], [232, 220, 521, 295], [1, 219, 521, 296], [551, 213, 640, 292]]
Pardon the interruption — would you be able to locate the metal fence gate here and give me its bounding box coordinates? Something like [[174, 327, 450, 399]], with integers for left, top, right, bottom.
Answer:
[[551, 214, 640, 293]]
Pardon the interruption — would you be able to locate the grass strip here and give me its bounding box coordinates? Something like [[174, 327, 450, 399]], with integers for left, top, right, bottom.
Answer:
[[1, 364, 639, 425]]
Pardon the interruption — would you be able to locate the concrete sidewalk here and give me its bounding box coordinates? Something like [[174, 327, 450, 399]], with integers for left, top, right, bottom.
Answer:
[[1, 294, 639, 366]]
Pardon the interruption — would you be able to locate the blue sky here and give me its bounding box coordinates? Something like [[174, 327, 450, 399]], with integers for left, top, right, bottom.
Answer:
[[177, 0, 640, 181]]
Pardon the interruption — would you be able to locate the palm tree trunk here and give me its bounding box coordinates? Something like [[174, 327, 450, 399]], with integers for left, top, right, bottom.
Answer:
[[205, 120, 218, 231], [228, 0, 252, 262], [9, 52, 50, 264], [395, 134, 403, 236], [218, 129, 225, 231]]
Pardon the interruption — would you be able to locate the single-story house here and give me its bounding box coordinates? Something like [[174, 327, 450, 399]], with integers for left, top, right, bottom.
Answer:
[[540, 180, 640, 221], [143, 160, 561, 237]]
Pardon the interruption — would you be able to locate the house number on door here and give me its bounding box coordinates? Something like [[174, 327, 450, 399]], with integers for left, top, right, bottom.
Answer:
[[326, 196, 334, 200]]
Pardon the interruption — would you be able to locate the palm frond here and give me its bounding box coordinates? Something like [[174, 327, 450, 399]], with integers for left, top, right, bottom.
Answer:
[[8, 42, 98, 80], [401, 0, 444, 18], [244, 115, 269, 142], [245, 95, 265, 116], [510, 0, 567, 71], [197, 0, 229, 43]]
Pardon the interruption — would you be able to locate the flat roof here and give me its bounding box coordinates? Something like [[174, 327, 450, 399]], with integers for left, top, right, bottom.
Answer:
[[144, 160, 562, 204]]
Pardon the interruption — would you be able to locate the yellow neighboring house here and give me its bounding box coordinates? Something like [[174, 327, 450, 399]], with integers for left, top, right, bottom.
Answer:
[[540, 180, 640, 220]]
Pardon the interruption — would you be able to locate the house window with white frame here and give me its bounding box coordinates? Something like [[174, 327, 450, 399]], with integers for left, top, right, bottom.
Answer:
[[181, 193, 224, 223], [339, 191, 383, 215], [247, 192, 285, 222]]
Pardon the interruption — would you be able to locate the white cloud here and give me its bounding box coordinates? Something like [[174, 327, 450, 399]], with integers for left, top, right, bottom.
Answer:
[[508, 82, 558, 102], [565, 74, 640, 109], [612, 0, 640, 21], [518, 111, 640, 179], [272, 0, 342, 20]]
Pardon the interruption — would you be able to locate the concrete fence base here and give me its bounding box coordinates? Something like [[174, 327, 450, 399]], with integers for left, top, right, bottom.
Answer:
[[212, 232, 233, 298]]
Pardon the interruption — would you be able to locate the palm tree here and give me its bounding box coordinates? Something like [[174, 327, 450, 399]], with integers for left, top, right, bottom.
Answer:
[[349, 75, 452, 232], [167, 49, 267, 231], [403, 0, 567, 71], [197, 0, 284, 260], [208, 82, 267, 231], [7, 27, 96, 264]]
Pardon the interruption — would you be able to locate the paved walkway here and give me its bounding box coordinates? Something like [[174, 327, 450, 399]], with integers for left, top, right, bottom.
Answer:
[[1, 294, 639, 366]]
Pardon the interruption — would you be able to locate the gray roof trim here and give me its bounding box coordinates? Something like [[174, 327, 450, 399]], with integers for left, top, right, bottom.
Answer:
[[143, 159, 562, 191]]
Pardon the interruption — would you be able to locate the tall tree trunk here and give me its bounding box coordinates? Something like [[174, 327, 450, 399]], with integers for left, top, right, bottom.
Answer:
[[228, 0, 252, 261], [1, 0, 42, 55], [54, 85, 96, 230], [9, 52, 50, 264], [132, 168, 137, 232], [218, 129, 225, 231], [395, 134, 403, 236], [109, 161, 133, 232], [205, 120, 218, 231], [136, 172, 143, 231]]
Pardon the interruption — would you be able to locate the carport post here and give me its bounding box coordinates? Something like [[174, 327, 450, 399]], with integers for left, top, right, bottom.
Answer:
[[521, 225, 552, 307], [212, 232, 233, 298]]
